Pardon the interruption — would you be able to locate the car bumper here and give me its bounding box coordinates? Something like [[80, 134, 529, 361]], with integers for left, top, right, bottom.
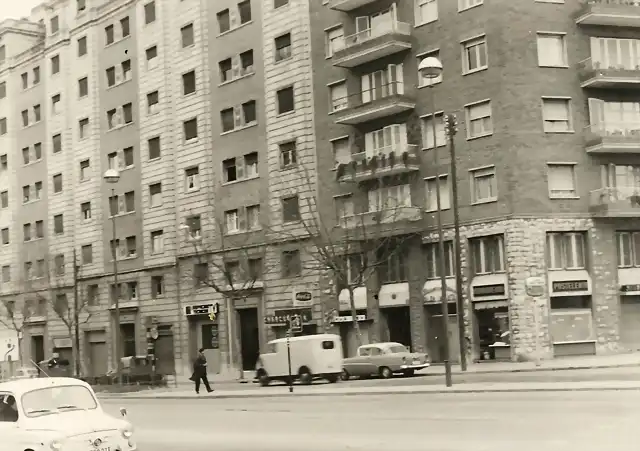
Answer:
[[399, 363, 430, 371]]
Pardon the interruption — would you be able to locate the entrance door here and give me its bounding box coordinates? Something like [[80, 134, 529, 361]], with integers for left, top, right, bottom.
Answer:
[[89, 342, 107, 377], [238, 308, 259, 371], [620, 296, 640, 351], [382, 307, 411, 348], [198, 323, 220, 374], [154, 328, 175, 375], [425, 303, 459, 363], [31, 335, 44, 365], [120, 324, 136, 357]]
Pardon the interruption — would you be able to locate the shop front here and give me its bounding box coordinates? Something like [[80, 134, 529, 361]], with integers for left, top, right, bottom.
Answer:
[[265, 307, 316, 339], [470, 274, 510, 362], [548, 271, 596, 357], [378, 283, 412, 348], [618, 268, 640, 351], [333, 286, 371, 358], [422, 279, 458, 363], [185, 302, 221, 375]]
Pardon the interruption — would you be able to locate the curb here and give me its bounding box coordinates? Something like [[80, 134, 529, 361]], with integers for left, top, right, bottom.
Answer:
[[98, 385, 640, 401]]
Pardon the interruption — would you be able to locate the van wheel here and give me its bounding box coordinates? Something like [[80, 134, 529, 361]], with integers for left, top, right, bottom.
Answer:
[[298, 367, 313, 385], [326, 374, 338, 383], [257, 369, 270, 387], [379, 366, 393, 379], [340, 370, 350, 381]]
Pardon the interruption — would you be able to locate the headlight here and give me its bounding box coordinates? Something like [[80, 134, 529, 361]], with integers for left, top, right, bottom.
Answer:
[[50, 440, 62, 451], [121, 428, 133, 439]]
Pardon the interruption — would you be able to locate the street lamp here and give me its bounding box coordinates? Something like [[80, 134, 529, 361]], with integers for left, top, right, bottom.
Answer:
[[104, 168, 122, 385], [419, 56, 452, 387]]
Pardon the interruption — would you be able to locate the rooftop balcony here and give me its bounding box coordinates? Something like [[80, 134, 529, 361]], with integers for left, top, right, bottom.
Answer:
[[575, 0, 640, 27], [328, 0, 379, 11], [332, 82, 415, 126], [577, 58, 640, 89], [332, 21, 412, 68], [336, 145, 421, 183], [339, 206, 423, 230], [590, 186, 640, 217], [584, 123, 640, 154]]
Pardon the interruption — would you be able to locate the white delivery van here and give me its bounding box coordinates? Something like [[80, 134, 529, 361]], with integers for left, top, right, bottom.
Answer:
[[255, 334, 343, 386]]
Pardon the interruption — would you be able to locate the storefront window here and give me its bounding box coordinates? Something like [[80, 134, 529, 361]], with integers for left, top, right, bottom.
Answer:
[[469, 235, 504, 275], [550, 295, 591, 310], [616, 231, 640, 268], [546, 232, 586, 270]]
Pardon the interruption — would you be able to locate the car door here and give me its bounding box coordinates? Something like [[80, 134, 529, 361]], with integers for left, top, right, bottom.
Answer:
[[0, 392, 24, 449], [344, 346, 369, 376], [368, 346, 386, 374]]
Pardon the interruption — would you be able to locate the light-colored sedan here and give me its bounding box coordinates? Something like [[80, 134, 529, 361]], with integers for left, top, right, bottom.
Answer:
[[0, 377, 136, 451], [341, 342, 430, 380]]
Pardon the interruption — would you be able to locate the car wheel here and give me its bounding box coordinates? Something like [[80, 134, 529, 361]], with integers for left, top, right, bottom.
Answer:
[[403, 369, 415, 377], [379, 366, 393, 379], [257, 370, 271, 387], [340, 370, 350, 381], [299, 368, 313, 385], [326, 374, 339, 383]]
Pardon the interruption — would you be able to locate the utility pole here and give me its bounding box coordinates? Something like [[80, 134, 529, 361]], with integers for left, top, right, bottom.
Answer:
[[73, 248, 81, 377], [445, 114, 467, 372]]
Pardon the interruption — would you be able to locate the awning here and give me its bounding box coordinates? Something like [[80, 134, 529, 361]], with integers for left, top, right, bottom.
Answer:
[[548, 270, 591, 297], [422, 278, 456, 304], [379, 282, 410, 307], [618, 267, 640, 295], [473, 300, 508, 311], [338, 286, 367, 311]]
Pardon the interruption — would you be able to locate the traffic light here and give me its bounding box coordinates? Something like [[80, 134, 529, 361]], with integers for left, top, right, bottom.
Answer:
[[444, 113, 458, 137]]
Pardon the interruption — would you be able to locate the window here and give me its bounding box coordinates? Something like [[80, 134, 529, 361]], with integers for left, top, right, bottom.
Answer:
[[547, 232, 586, 270], [34, 143, 42, 161], [183, 118, 198, 141], [378, 246, 408, 284], [78, 36, 87, 56], [280, 141, 297, 168], [144, 1, 156, 24], [419, 51, 443, 86], [0, 118, 6, 135], [106, 67, 116, 87], [51, 55, 60, 74], [33, 67, 40, 85], [616, 231, 640, 267], [274, 0, 289, 8], [21, 72, 29, 90], [77, 0, 87, 13], [542, 98, 572, 133], [51, 94, 61, 114], [194, 262, 208, 285], [243, 100, 256, 124], [275, 33, 292, 62], [547, 164, 577, 198], [81, 202, 91, 220], [22, 147, 30, 165], [105, 24, 115, 45], [277, 86, 294, 114], [148, 136, 161, 160], [1, 228, 8, 245], [107, 109, 118, 129], [23, 185, 30, 203], [151, 275, 164, 297], [53, 174, 63, 193], [462, 36, 487, 73], [86, 284, 99, 306], [0, 154, 5, 172], [335, 195, 354, 218], [325, 26, 344, 57], [329, 82, 347, 112], [0, 82, 5, 99], [181, 23, 194, 48], [0, 191, 7, 208], [23, 223, 31, 241], [123, 103, 133, 124], [470, 166, 497, 203], [217, 9, 230, 34], [1, 266, 10, 283], [245, 152, 258, 177], [225, 209, 239, 233], [465, 100, 492, 138], [108, 152, 118, 170], [223, 157, 239, 182], [425, 175, 450, 211], [219, 58, 232, 83], [416, 0, 437, 25], [146, 45, 158, 68], [21, 110, 29, 128], [459, 0, 483, 10], [186, 215, 201, 238], [151, 230, 164, 253], [35, 220, 44, 238], [537, 33, 566, 67], [470, 235, 504, 275], [54, 214, 64, 234], [78, 77, 88, 97], [238, 0, 252, 23], [425, 241, 454, 279], [240, 50, 254, 75], [183, 70, 196, 95], [149, 183, 162, 206], [282, 250, 301, 278], [121, 17, 130, 38], [368, 184, 412, 211], [422, 112, 446, 148], [80, 159, 90, 181], [282, 196, 300, 222], [79, 118, 89, 139], [147, 90, 159, 114], [247, 205, 261, 229], [185, 166, 199, 191], [33, 105, 41, 123], [124, 191, 135, 213], [221, 108, 234, 132], [125, 236, 137, 257], [50, 16, 59, 34], [0, 46, 4, 65], [81, 244, 93, 264]]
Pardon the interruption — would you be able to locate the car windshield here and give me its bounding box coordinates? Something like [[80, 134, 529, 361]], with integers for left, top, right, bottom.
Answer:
[[21, 385, 98, 417], [388, 345, 409, 353]]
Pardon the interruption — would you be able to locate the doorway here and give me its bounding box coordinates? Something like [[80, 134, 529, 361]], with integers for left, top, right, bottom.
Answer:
[[30, 335, 44, 365], [238, 308, 259, 371], [120, 324, 136, 357], [198, 322, 221, 374], [424, 303, 459, 363], [382, 306, 411, 348], [474, 306, 509, 360]]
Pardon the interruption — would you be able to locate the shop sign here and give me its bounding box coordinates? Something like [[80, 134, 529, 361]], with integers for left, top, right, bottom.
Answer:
[[292, 290, 313, 308], [52, 337, 72, 349], [331, 315, 367, 323], [551, 280, 588, 293], [472, 284, 505, 297], [264, 308, 313, 326], [620, 284, 640, 293], [184, 303, 219, 316]]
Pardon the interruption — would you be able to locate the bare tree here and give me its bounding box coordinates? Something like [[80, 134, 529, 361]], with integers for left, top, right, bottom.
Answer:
[[0, 295, 32, 366]]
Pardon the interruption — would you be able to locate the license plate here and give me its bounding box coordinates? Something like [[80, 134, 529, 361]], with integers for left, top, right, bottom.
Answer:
[[94, 448, 110, 451]]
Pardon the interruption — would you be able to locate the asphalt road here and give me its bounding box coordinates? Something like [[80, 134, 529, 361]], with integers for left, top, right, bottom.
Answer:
[[101, 391, 639, 451]]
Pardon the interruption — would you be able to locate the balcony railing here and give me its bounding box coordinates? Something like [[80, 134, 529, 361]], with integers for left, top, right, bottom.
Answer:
[[584, 123, 640, 153], [329, 0, 379, 12], [575, 0, 640, 27], [590, 186, 640, 217], [336, 144, 420, 182], [332, 82, 416, 125], [577, 57, 640, 88], [333, 21, 412, 68], [339, 206, 422, 229]]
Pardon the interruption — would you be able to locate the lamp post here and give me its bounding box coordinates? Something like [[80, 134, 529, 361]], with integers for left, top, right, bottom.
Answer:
[[104, 168, 122, 385], [419, 57, 452, 387]]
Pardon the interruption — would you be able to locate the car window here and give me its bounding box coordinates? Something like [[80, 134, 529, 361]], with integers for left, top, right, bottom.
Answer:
[[0, 394, 19, 422], [21, 385, 98, 417], [369, 347, 382, 356], [322, 340, 335, 350], [358, 347, 371, 356], [388, 345, 409, 353]]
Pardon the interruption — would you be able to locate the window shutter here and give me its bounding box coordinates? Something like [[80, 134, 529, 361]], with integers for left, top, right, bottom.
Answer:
[[119, 241, 126, 257], [235, 157, 245, 179], [238, 207, 247, 231], [30, 185, 36, 199], [361, 74, 371, 103], [118, 153, 125, 169], [233, 105, 243, 126], [232, 56, 240, 78], [588, 98, 605, 130], [118, 198, 125, 214], [364, 132, 375, 157], [230, 10, 238, 27], [589, 37, 601, 64]]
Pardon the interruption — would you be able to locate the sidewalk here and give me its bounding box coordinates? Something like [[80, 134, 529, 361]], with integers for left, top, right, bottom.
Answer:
[[97, 379, 640, 400]]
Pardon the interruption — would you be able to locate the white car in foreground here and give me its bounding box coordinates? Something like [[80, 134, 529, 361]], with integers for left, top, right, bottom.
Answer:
[[0, 377, 136, 451]]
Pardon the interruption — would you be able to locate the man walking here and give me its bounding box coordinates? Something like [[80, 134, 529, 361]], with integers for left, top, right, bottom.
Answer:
[[191, 348, 213, 394]]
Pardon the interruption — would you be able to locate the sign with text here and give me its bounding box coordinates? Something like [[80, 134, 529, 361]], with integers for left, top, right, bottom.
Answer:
[[472, 284, 506, 298], [331, 314, 367, 323], [292, 290, 313, 308], [265, 308, 313, 326], [552, 280, 588, 293], [184, 303, 219, 316], [620, 284, 640, 293]]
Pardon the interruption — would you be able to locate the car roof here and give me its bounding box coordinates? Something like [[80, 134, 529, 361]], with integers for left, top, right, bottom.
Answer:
[[360, 342, 405, 349], [0, 377, 92, 396], [268, 333, 340, 345]]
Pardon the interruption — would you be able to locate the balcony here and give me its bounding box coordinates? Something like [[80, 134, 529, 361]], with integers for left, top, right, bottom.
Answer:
[[577, 58, 640, 89], [332, 21, 412, 68], [339, 206, 423, 230], [590, 186, 640, 217], [575, 0, 640, 27], [336, 145, 421, 183], [332, 83, 416, 125], [329, 0, 379, 11], [584, 123, 640, 154]]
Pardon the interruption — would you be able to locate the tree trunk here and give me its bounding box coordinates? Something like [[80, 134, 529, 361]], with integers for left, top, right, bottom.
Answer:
[[348, 287, 363, 348]]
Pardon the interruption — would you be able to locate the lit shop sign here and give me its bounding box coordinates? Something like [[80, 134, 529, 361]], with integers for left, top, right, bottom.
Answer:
[[551, 280, 588, 293], [472, 284, 505, 297]]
